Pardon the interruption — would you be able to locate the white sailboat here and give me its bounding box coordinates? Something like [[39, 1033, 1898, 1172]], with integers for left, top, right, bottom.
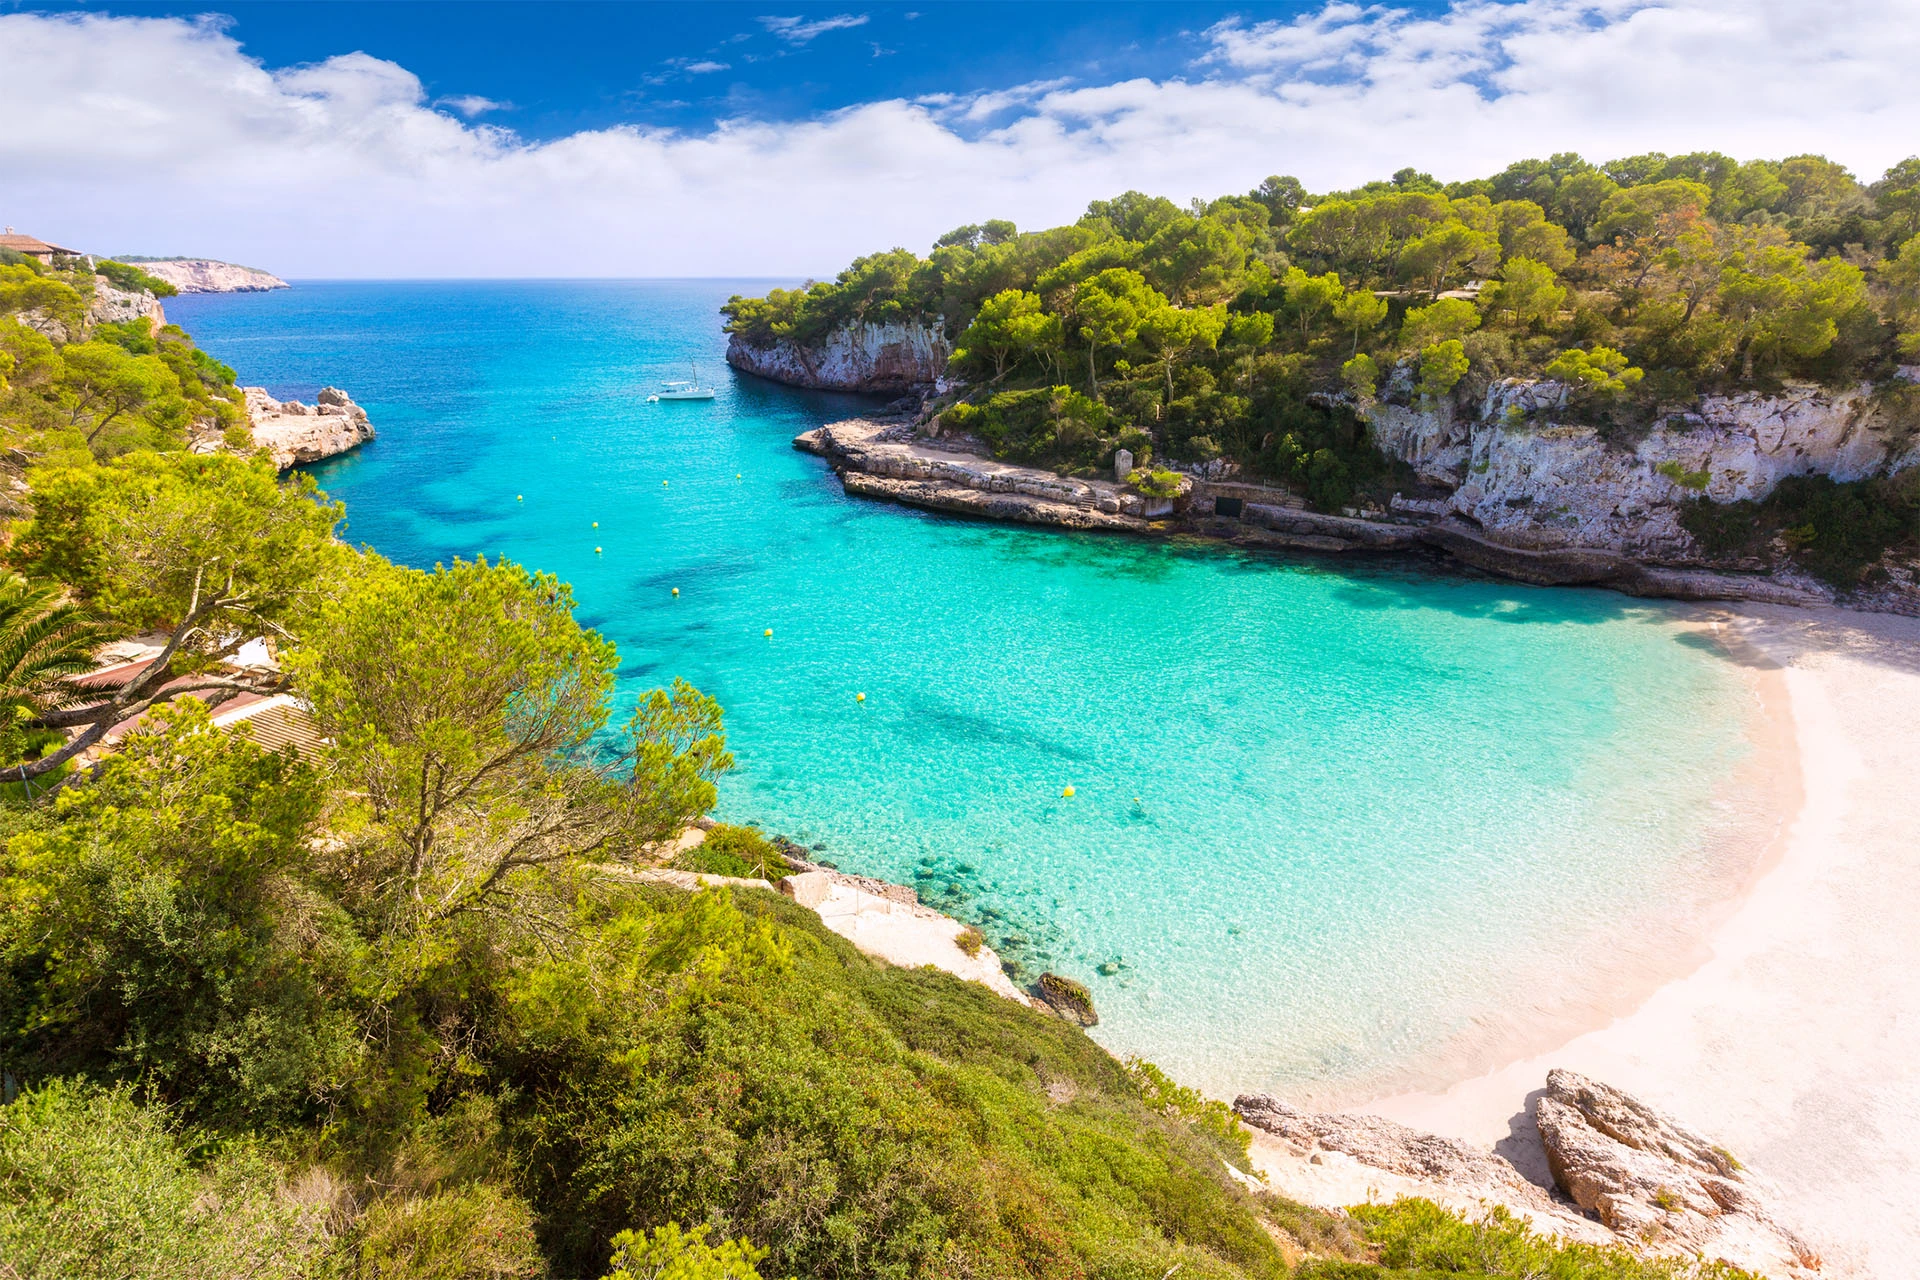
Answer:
[[648, 359, 716, 402]]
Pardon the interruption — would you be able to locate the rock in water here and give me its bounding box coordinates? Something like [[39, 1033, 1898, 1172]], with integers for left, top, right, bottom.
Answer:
[[1035, 972, 1097, 1025], [242, 386, 376, 469], [1536, 1068, 1820, 1275]]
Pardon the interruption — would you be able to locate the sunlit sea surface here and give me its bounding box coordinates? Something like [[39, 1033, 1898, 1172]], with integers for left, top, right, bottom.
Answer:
[[169, 280, 1761, 1100]]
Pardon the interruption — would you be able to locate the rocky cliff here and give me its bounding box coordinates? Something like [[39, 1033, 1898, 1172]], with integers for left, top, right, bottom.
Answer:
[[87, 280, 168, 333], [135, 259, 289, 293], [1367, 375, 1920, 562], [727, 319, 949, 394], [243, 386, 375, 469], [21, 278, 166, 345]]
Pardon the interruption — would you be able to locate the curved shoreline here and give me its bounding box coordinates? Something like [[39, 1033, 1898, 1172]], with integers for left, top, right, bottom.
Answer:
[[1338, 603, 1920, 1278]]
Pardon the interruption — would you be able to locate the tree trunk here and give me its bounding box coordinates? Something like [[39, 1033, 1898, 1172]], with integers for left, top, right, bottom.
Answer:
[[1086, 345, 1099, 395]]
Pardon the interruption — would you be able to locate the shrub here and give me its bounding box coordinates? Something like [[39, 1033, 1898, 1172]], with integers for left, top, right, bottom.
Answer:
[[1342, 352, 1380, 400], [1128, 466, 1185, 499], [601, 1223, 766, 1280], [1545, 345, 1644, 396], [353, 1183, 546, 1279], [0, 1080, 325, 1279], [1680, 473, 1919, 584], [1322, 1198, 1764, 1278], [95, 259, 179, 298], [1656, 460, 1711, 490], [955, 926, 985, 957], [671, 823, 793, 880], [1415, 339, 1469, 401]]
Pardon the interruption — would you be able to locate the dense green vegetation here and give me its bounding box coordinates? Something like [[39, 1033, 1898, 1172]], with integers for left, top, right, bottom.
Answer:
[[0, 246, 1762, 1279], [726, 152, 1920, 517], [0, 249, 247, 461]]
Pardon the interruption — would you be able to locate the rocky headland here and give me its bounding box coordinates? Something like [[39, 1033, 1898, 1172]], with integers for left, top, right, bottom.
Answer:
[[795, 412, 1831, 607], [746, 314, 1920, 610], [132, 258, 289, 293], [242, 386, 376, 469]]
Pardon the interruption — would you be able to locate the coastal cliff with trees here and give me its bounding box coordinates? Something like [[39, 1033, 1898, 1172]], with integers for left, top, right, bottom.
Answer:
[[0, 247, 1791, 1278], [726, 151, 1920, 604]]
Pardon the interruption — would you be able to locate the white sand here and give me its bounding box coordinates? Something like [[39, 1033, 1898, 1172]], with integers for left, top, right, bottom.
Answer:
[[1349, 604, 1920, 1279], [807, 877, 1029, 1001]]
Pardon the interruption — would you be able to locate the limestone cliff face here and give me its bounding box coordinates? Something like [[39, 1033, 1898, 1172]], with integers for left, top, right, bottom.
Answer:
[[136, 260, 289, 293], [21, 279, 166, 345], [726, 320, 949, 394], [1367, 376, 1919, 560], [88, 281, 167, 333], [244, 386, 375, 469]]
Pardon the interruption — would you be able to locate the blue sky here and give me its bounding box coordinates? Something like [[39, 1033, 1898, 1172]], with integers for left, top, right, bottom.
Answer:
[[53, 2, 1418, 138], [3, 1, 1916, 277]]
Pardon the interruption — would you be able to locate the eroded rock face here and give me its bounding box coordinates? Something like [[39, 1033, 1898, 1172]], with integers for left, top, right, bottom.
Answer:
[[88, 281, 167, 333], [136, 259, 289, 293], [1236, 1094, 1548, 1203], [727, 320, 949, 393], [1366, 377, 1919, 561], [244, 386, 375, 469], [1537, 1069, 1820, 1275]]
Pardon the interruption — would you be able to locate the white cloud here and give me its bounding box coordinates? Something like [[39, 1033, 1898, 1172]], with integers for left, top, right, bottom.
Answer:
[[684, 60, 731, 74], [758, 13, 870, 44], [436, 93, 508, 117], [1, 4, 1916, 279]]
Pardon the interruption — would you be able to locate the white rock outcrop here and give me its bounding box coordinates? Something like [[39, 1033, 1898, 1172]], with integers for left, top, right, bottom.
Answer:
[[1537, 1069, 1820, 1278], [244, 386, 375, 469], [1238, 1072, 1820, 1279], [727, 319, 949, 393], [87, 281, 167, 333], [135, 259, 289, 293], [1368, 378, 1919, 559]]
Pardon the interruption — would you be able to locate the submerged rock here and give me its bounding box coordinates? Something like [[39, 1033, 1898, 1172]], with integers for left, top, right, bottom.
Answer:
[[1035, 972, 1097, 1025]]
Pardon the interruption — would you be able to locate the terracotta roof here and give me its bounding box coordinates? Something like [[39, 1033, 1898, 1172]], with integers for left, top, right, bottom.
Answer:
[[0, 232, 76, 256], [0, 233, 69, 252]]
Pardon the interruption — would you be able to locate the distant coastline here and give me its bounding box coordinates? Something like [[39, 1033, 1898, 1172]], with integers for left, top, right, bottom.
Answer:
[[121, 257, 289, 293]]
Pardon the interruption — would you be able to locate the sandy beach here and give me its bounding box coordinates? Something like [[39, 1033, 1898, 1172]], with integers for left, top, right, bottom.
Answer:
[[1337, 604, 1920, 1278]]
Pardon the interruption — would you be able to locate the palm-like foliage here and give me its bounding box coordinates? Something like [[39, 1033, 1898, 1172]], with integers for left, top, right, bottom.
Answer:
[[0, 575, 120, 765]]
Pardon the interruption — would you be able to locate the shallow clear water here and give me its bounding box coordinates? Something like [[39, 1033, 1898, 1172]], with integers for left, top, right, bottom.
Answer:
[[170, 281, 1758, 1099]]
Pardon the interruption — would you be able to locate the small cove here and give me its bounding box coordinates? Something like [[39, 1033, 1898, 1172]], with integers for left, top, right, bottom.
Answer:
[[169, 279, 1774, 1102]]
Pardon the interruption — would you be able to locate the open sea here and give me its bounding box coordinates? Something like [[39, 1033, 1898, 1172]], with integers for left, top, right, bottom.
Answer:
[[168, 280, 1763, 1101]]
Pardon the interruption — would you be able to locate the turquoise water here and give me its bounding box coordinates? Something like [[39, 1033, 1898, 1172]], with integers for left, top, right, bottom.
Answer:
[[169, 281, 1759, 1100]]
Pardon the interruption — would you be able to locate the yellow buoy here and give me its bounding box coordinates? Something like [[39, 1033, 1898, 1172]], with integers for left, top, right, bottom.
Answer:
[[1062, 785, 1076, 798], [736, 472, 742, 480], [671, 587, 679, 596], [594, 546, 603, 554], [662, 480, 669, 487], [516, 494, 523, 501], [591, 521, 599, 529], [763, 628, 773, 637], [856, 692, 866, 702]]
